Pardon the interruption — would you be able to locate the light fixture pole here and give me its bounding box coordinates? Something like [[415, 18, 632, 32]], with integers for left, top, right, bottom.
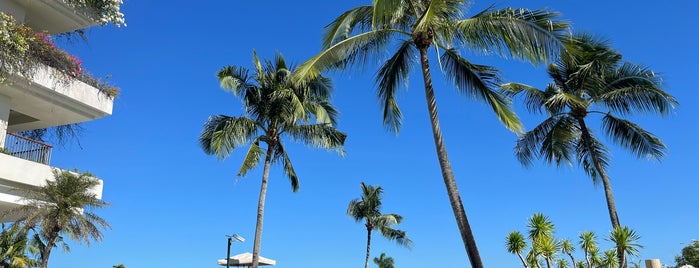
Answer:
[[226, 234, 245, 268]]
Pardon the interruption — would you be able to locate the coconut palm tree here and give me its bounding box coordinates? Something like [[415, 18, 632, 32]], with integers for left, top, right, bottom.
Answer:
[[294, 2, 568, 266], [200, 52, 346, 268], [373, 253, 395, 268], [506, 231, 529, 268], [561, 239, 577, 268], [579, 231, 598, 268], [348, 183, 412, 268], [504, 34, 678, 231], [5, 170, 110, 268], [608, 226, 642, 268], [0, 223, 36, 268]]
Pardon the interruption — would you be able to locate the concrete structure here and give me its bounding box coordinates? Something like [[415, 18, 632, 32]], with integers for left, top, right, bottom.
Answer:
[[645, 259, 662, 268], [0, 0, 113, 221]]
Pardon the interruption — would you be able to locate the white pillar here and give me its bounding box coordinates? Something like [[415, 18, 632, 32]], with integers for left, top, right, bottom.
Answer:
[[0, 94, 10, 148], [645, 259, 662, 268]]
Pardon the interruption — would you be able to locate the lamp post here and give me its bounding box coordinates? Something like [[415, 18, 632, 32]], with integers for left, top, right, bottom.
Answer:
[[226, 234, 245, 268]]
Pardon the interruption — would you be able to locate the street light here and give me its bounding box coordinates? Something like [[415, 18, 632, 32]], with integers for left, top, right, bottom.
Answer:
[[226, 233, 245, 268]]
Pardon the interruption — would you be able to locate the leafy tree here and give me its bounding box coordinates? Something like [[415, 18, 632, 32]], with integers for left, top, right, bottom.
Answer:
[[506, 231, 529, 268], [199, 52, 346, 268], [561, 239, 577, 268], [675, 240, 699, 268], [0, 223, 36, 268], [373, 253, 395, 268], [504, 34, 677, 232], [5, 170, 110, 268], [113, 264, 126, 268], [295, 2, 567, 266], [608, 226, 641, 268], [580, 231, 599, 268], [348, 183, 411, 268]]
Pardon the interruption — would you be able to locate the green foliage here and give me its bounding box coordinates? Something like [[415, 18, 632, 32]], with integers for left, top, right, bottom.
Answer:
[[675, 241, 699, 267], [373, 253, 395, 268], [0, 223, 37, 268], [113, 264, 126, 268], [4, 169, 110, 268], [506, 214, 643, 268]]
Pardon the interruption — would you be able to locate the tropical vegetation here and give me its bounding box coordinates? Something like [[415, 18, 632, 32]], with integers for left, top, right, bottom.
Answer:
[[505, 213, 643, 268], [675, 240, 699, 268], [348, 183, 411, 268], [0, 223, 36, 268], [294, 1, 567, 266], [3, 170, 110, 268], [199, 52, 346, 268], [373, 252, 395, 268]]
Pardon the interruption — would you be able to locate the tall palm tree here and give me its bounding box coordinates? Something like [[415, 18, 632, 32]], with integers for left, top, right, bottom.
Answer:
[[373, 252, 395, 268], [504, 34, 678, 231], [348, 183, 412, 268], [200, 52, 346, 268], [506, 231, 529, 268], [5, 170, 110, 268], [0, 223, 36, 268], [608, 226, 642, 268], [294, 2, 568, 266]]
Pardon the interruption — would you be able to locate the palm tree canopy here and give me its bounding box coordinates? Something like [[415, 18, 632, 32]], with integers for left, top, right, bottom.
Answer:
[[608, 226, 642, 257], [373, 253, 395, 268], [347, 183, 412, 247], [295, 0, 569, 133], [199, 51, 347, 191], [505, 34, 678, 182], [506, 231, 528, 255], [5, 170, 110, 247]]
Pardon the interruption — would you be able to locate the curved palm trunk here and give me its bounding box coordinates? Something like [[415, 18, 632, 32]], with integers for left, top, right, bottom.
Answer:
[[417, 45, 484, 268], [40, 229, 58, 268], [364, 224, 372, 268], [544, 257, 552, 268], [578, 118, 623, 267], [567, 253, 577, 268], [251, 143, 275, 268], [517, 253, 529, 268]]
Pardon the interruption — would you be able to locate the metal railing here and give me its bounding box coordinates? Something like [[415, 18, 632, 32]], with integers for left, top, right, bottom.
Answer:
[[2, 133, 52, 165]]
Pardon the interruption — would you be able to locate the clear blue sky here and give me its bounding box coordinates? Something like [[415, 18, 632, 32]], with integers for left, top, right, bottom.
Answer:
[[47, 1, 697, 267]]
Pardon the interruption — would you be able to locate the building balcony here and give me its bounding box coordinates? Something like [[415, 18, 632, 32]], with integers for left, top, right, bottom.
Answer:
[[0, 0, 99, 34]]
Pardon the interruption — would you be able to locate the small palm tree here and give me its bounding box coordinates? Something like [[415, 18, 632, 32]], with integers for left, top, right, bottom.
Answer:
[[579, 231, 598, 268], [295, 2, 568, 266], [504, 34, 678, 231], [601, 249, 619, 268], [0, 223, 37, 268], [373, 253, 395, 268], [506, 231, 529, 268], [348, 183, 412, 268], [560, 239, 577, 268], [608, 226, 642, 268], [200, 52, 346, 268], [556, 258, 570, 268], [5, 170, 110, 268]]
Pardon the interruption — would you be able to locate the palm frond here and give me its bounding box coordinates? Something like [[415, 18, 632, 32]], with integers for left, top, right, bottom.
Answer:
[[598, 63, 677, 116], [501, 82, 547, 113], [441, 48, 523, 133], [217, 65, 252, 97], [505, 231, 528, 254], [601, 114, 665, 160], [199, 115, 259, 159], [323, 5, 374, 48], [376, 40, 416, 133], [237, 138, 265, 177], [575, 133, 609, 184], [372, 0, 404, 29], [414, 0, 463, 33], [538, 115, 579, 167], [455, 7, 567, 64], [284, 124, 347, 155], [272, 142, 299, 192]]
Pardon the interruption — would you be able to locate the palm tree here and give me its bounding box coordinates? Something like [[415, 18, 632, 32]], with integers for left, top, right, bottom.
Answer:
[[294, 2, 568, 266], [560, 239, 577, 268], [5, 170, 110, 268], [527, 214, 557, 268], [506, 231, 529, 268], [199, 52, 346, 268], [348, 183, 412, 268], [504, 34, 678, 231], [373, 253, 395, 268], [556, 258, 570, 268], [0, 223, 36, 268], [608, 226, 642, 268], [579, 231, 598, 268], [601, 249, 619, 268]]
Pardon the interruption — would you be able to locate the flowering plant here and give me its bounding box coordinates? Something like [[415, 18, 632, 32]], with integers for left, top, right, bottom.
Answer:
[[66, 0, 126, 27]]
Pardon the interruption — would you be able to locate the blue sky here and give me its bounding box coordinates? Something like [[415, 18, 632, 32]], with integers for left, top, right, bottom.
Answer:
[[46, 1, 697, 267]]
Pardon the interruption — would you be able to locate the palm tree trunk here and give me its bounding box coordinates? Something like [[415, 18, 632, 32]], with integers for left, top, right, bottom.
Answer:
[[545, 257, 552, 268], [517, 253, 529, 268], [364, 225, 372, 268], [577, 118, 623, 268], [251, 143, 275, 268], [40, 230, 58, 268], [417, 45, 484, 268], [568, 253, 577, 268]]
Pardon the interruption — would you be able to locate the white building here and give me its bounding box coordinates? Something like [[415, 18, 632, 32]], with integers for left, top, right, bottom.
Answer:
[[0, 0, 114, 221]]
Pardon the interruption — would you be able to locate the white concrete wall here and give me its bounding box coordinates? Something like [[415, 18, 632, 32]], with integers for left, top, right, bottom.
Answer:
[[0, 94, 9, 147], [0, 1, 26, 22]]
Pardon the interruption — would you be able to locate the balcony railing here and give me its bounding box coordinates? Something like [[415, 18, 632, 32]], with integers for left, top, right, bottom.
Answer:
[[2, 133, 52, 165]]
